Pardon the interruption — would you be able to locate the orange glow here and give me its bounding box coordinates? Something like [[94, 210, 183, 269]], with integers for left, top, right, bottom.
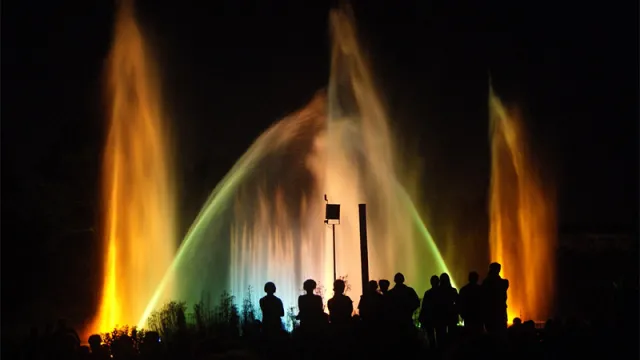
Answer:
[[488, 89, 556, 323], [86, 0, 175, 336]]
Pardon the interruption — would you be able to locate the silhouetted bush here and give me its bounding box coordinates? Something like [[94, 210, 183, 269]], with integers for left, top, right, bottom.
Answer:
[[241, 286, 258, 324], [240, 286, 260, 338], [413, 301, 422, 328], [147, 301, 187, 341], [214, 291, 241, 339], [314, 282, 327, 306], [102, 325, 145, 352], [286, 306, 298, 331], [193, 291, 215, 336], [96, 287, 292, 353]]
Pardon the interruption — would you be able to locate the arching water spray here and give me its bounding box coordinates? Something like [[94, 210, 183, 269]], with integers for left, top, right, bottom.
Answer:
[[140, 6, 453, 326]]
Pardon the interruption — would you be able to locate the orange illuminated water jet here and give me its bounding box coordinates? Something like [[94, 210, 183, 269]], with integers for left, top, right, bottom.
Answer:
[[488, 88, 556, 323], [86, 0, 176, 336]]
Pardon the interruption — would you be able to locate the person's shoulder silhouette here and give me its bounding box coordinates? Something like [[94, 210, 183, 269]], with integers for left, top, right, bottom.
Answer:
[[389, 273, 420, 317], [297, 279, 325, 327], [260, 282, 284, 330], [358, 280, 383, 322], [328, 279, 353, 325], [419, 275, 440, 325]]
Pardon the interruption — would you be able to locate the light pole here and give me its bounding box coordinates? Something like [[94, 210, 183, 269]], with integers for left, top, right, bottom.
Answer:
[[358, 204, 369, 293], [324, 194, 340, 282]]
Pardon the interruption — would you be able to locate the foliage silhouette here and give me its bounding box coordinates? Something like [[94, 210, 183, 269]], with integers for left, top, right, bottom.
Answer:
[[101, 325, 145, 352]]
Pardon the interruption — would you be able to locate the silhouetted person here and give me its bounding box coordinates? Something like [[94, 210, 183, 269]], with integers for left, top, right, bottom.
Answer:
[[508, 317, 523, 345], [297, 279, 326, 330], [79, 345, 91, 359], [521, 320, 539, 354], [542, 318, 560, 353], [297, 279, 327, 359], [459, 271, 483, 335], [51, 319, 80, 358], [358, 280, 383, 325], [140, 331, 164, 360], [356, 280, 384, 351], [327, 278, 354, 356], [419, 275, 440, 348], [377, 278, 393, 342], [260, 281, 285, 336], [434, 273, 459, 346], [482, 262, 509, 336], [111, 334, 135, 360], [328, 279, 353, 326], [379, 279, 390, 295], [88, 334, 109, 360], [388, 273, 420, 335]]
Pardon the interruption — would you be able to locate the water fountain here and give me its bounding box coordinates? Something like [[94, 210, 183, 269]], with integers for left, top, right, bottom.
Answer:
[[88, 0, 560, 334], [139, 6, 454, 326], [89, 0, 177, 334], [488, 87, 556, 322]]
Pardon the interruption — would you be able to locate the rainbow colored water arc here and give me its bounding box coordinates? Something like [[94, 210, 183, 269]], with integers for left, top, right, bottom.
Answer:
[[137, 5, 458, 327], [137, 153, 255, 327], [137, 168, 455, 328]]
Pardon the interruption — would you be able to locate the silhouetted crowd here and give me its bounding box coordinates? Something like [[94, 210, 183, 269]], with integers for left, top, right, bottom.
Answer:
[[10, 262, 639, 360]]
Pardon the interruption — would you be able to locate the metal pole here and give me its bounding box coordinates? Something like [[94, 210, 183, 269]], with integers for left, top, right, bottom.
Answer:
[[359, 204, 369, 292], [332, 224, 337, 282]]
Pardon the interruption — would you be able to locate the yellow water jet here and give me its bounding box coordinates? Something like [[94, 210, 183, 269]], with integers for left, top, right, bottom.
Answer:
[[87, 0, 176, 336]]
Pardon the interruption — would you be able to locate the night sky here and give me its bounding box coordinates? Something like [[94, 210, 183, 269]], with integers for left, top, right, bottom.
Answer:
[[3, 0, 637, 333]]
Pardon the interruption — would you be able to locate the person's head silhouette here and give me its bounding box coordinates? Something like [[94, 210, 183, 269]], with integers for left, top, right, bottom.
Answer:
[[430, 275, 440, 288], [334, 279, 346, 295], [524, 320, 535, 329], [88, 335, 102, 351], [303, 279, 317, 294], [440, 273, 451, 288], [394, 273, 405, 285], [264, 281, 276, 295], [368, 280, 378, 292], [379, 279, 390, 292], [489, 262, 502, 275], [468, 271, 479, 284]]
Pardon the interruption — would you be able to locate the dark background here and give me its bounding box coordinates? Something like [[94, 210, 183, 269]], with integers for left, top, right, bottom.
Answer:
[[3, 0, 637, 333]]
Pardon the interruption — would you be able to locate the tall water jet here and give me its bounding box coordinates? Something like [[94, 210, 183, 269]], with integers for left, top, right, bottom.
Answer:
[[325, 7, 450, 299], [141, 6, 453, 325], [90, 0, 176, 333], [488, 87, 556, 322]]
